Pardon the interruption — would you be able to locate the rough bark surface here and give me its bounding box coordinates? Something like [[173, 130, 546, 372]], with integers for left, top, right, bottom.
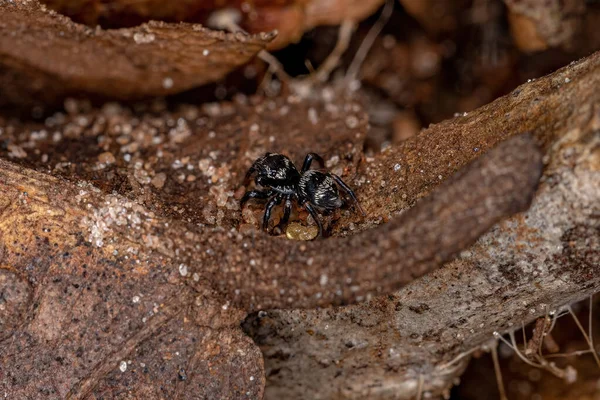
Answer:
[[244, 52, 600, 399], [0, 0, 273, 107]]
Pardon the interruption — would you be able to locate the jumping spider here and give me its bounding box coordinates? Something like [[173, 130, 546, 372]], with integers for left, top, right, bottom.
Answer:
[[241, 152, 365, 238]]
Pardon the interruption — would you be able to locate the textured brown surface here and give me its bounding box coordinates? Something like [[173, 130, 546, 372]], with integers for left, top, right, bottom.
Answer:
[[0, 23, 598, 400], [0, 162, 265, 398], [0, 0, 273, 107], [0, 94, 367, 236], [0, 102, 539, 397], [353, 49, 600, 225], [0, 122, 539, 399], [0, 94, 540, 312]]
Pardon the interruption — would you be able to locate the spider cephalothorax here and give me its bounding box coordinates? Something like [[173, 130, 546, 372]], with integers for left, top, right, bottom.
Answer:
[[241, 152, 365, 238]]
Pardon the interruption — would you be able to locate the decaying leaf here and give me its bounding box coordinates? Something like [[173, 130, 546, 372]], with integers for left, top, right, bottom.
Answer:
[[39, 0, 386, 49], [0, 0, 274, 107]]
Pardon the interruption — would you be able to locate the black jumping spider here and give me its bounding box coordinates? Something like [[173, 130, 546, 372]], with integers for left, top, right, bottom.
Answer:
[[241, 152, 365, 238]]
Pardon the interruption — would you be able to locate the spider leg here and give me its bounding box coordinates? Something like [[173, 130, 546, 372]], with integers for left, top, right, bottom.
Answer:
[[274, 195, 294, 232], [240, 189, 272, 208], [304, 202, 324, 239], [243, 166, 257, 186], [263, 195, 282, 232], [330, 174, 366, 216], [301, 152, 325, 173]]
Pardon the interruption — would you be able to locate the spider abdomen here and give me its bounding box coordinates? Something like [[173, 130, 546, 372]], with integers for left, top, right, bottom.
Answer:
[[299, 171, 343, 211]]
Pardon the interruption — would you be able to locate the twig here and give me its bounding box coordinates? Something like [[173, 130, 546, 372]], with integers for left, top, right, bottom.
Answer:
[[546, 350, 594, 358], [435, 347, 479, 371], [568, 306, 600, 369], [309, 20, 356, 84], [344, 0, 394, 86], [415, 374, 424, 400], [494, 321, 581, 382], [538, 316, 547, 357], [491, 341, 507, 400], [506, 331, 543, 368], [589, 296, 595, 358], [257, 50, 291, 83], [290, 21, 355, 97], [525, 317, 546, 360]]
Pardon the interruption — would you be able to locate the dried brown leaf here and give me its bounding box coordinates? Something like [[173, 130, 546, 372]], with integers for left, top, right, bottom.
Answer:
[[0, 0, 274, 107], [39, 0, 385, 49]]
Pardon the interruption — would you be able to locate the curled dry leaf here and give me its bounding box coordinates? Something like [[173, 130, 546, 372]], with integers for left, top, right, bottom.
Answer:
[[39, 0, 386, 50], [0, 0, 274, 107], [248, 0, 386, 48]]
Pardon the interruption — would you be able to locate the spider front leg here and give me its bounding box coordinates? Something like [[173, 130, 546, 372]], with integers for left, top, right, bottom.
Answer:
[[243, 167, 256, 186], [263, 195, 283, 232], [331, 174, 366, 216], [304, 202, 324, 239], [240, 189, 272, 208], [301, 152, 325, 173]]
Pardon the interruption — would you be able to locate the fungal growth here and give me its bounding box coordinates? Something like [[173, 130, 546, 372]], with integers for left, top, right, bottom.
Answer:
[[241, 152, 365, 238]]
